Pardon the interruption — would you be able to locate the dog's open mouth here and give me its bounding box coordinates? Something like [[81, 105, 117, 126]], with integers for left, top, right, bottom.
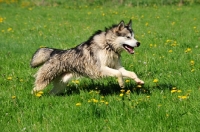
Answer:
[[123, 44, 134, 54]]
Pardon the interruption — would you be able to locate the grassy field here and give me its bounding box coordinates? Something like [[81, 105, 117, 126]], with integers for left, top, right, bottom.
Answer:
[[0, 0, 200, 131]]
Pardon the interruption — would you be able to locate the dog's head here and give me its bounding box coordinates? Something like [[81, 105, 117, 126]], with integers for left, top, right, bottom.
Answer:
[[113, 20, 140, 54]]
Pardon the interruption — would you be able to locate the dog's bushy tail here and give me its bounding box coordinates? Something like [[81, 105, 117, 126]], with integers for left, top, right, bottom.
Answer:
[[30, 47, 54, 68]]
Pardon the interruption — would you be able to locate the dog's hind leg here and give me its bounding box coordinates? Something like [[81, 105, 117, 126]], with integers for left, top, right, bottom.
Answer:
[[49, 73, 73, 95], [31, 62, 60, 94], [101, 66, 124, 88]]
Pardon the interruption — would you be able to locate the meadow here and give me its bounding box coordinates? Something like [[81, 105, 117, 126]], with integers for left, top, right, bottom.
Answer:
[[0, 0, 200, 131]]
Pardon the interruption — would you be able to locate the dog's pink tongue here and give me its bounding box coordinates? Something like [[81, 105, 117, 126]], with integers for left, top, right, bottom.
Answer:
[[125, 45, 134, 54]]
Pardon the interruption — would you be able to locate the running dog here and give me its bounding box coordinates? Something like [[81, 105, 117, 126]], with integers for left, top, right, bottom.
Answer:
[[30, 20, 144, 95]]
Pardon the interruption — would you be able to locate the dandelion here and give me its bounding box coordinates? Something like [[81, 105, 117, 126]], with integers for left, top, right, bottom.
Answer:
[[177, 90, 182, 93], [37, 91, 44, 94], [7, 28, 12, 32], [168, 50, 173, 53], [120, 89, 125, 93], [76, 103, 81, 106], [72, 80, 79, 84], [105, 102, 109, 105], [137, 85, 142, 88], [35, 93, 42, 97], [171, 90, 177, 93], [119, 93, 124, 97], [92, 99, 98, 103], [178, 96, 187, 99], [190, 60, 195, 66], [126, 90, 131, 94], [171, 22, 175, 26], [125, 79, 130, 83], [0, 17, 4, 23], [149, 44, 153, 47], [12, 96, 16, 99], [153, 79, 158, 83], [7, 76, 12, 80], [146, 96, 150, 98], [185, 48, 191, 53], [145, 22, 148, 26], [166, 39, 171, 43]]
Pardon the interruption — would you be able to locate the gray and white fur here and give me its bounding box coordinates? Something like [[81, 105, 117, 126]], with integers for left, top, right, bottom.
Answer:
[[30, 20, 144, 95]]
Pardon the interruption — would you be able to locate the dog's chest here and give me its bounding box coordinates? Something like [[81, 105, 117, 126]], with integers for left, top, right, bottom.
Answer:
[[99, 51, 120, 68]]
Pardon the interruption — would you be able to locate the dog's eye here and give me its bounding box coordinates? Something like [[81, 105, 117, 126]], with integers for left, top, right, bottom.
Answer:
[[126, 36, 131, 39]]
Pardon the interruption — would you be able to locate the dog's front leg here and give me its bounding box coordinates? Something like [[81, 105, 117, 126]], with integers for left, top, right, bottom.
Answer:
[[118, 67, 144, 85], [101, 66, 124, 88]]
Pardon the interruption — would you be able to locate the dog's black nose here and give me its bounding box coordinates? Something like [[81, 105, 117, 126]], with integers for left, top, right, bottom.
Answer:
[[136, 42, 140, 47]]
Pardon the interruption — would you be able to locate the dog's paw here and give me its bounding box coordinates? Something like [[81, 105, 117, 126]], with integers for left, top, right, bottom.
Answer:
[[135, 78, 144, 85]]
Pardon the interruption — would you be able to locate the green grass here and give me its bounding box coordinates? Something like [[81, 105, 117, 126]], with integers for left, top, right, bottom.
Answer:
[[0, 1, 200, 131]]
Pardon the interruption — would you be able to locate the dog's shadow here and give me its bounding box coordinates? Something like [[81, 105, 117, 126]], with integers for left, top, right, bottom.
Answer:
[[55, 79, 175, 97], [58, 80, 152, 96]]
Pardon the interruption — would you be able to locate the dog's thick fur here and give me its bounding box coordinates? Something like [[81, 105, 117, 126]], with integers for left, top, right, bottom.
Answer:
[[31, 20, 144, 95]]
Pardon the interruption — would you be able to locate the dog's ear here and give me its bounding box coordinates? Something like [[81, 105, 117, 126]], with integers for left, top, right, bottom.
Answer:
[[117, 20, 125, 31], [127, 19, 132, 28]]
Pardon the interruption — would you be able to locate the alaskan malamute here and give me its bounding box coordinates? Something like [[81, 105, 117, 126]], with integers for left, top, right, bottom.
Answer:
[[31, 20, 144, 95]]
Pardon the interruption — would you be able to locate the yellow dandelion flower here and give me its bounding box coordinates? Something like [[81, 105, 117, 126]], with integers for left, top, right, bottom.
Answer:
[[119, 93, 124, 97], [125, 79, 130, 83], [168, 50, 173, 53], [76, 103, 81, 106], [7, 76, 12, 80], [92, 99, 98, 103], [185, 48, 191, 53], [12, 96, 16, 99], [149, 44, 153, 47], [137, 85, 142, 88], [146, 96, 150, 98], [190, 60, 195, 66], [166, 39, 171, 43], [75, 80, 79, 84], [172, 87, 177, 90], [7, 28, 12, 32], [177, 90, 182, 93], [0, 17, 4, 23], [120, 89, 125, 93], [37, 91, 44, 94], [178, 96, 187, 99], [145, 22, 148, 26], [171, 90, 177, 93], [126, 90, 131, 94], [88, 100, 91, 103], [153, 79, 158, 83], [35, 93, 42, 97], [171, 22, 175, 25], [105, 102, 109, 105]]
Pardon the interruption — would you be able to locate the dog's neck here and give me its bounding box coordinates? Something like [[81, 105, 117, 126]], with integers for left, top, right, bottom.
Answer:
[[105, 41, 121, 56]]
